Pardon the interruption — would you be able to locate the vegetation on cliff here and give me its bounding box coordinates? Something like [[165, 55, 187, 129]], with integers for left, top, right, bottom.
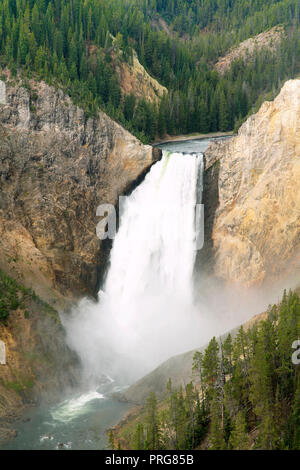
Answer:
[[0, 0, 299, 141], [0, 269, 57, 325], [0, 270, 23, 323], [112, 290, 300, 450], [0, 268, 78, 435]]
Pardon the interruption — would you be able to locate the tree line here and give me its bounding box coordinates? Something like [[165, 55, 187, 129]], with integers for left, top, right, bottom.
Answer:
[[0, 0, 299, 142]]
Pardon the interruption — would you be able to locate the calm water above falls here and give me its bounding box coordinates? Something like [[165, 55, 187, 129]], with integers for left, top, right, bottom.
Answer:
[[3, 138, 215, 450], [157, 135, 229, 153]]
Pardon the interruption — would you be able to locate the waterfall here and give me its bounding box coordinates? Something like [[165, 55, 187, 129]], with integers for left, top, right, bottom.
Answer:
[[65, 151, 205, 384]]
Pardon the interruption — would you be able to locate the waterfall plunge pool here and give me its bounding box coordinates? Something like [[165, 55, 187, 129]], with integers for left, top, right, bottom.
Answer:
[[2, 388, 131, 450]]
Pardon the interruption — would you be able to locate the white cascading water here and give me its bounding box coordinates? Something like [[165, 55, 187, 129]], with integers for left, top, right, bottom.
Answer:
[[65, 151, 205, 384]]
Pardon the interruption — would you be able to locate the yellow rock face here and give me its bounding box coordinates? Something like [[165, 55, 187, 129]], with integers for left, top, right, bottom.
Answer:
[[215, 26, 285, 74], [114, 50, 168, 104], [208, 79, 300, 287]]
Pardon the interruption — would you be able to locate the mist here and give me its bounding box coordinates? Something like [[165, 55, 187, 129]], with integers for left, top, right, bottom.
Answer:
[[62, 150, 294, 389]]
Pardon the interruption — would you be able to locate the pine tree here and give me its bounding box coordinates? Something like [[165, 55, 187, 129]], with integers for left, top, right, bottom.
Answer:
[[291, 378, 300, 449], [229, 411, 249, 450], [134, 423, 145, 450], [124, 93, 136, 121], [202, 337, 220, 401], [209, 392, 226, 450], [145, 392, 161, 450], [219, 90, 230, 131], [157, 101, 166, 137], [256, 412, 278, 450], [223, 334, 233, 377], [192, 351, 206, 405]]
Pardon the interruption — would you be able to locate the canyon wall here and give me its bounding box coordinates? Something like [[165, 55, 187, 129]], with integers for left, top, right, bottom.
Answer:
[[203, 79, 300, 288], [0, 71, 160, 306], [0, 70, 161, 440], [0, 271, 79, 444]]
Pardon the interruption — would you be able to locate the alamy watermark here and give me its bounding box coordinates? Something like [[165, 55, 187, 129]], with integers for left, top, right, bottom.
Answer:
[[292, 340, 300, 365], [96, 198, 205, 250], [0, 340, 6, 365]]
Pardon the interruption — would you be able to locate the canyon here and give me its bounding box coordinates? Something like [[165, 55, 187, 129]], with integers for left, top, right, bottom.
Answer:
[[0, 71, 160, 443], [0, 73, 300, 447]]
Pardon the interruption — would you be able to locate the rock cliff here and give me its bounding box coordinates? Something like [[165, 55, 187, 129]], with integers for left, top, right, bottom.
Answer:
[[0, 70, 161, 442], [0, 70, 160, 305], [0, 270, 79, 444], [203, 79, 300, 287]]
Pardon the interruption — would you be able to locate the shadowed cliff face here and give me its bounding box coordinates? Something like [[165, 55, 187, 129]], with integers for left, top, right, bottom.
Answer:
[[203, 79, 300, 288], [0, 71, 160, 305], [0, 271, 80, 445]]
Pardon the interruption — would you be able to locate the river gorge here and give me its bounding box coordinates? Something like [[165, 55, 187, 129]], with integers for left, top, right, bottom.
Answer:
[[2, 137, 217, 450], [1, 76, 300, 451]]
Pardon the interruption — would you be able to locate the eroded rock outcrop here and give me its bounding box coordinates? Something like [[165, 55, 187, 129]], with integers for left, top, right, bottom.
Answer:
[[204, 79, 300, 287], [113, 50, 168, 103], [215, 26, 285, 74], [0, 71, 160, 305]]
